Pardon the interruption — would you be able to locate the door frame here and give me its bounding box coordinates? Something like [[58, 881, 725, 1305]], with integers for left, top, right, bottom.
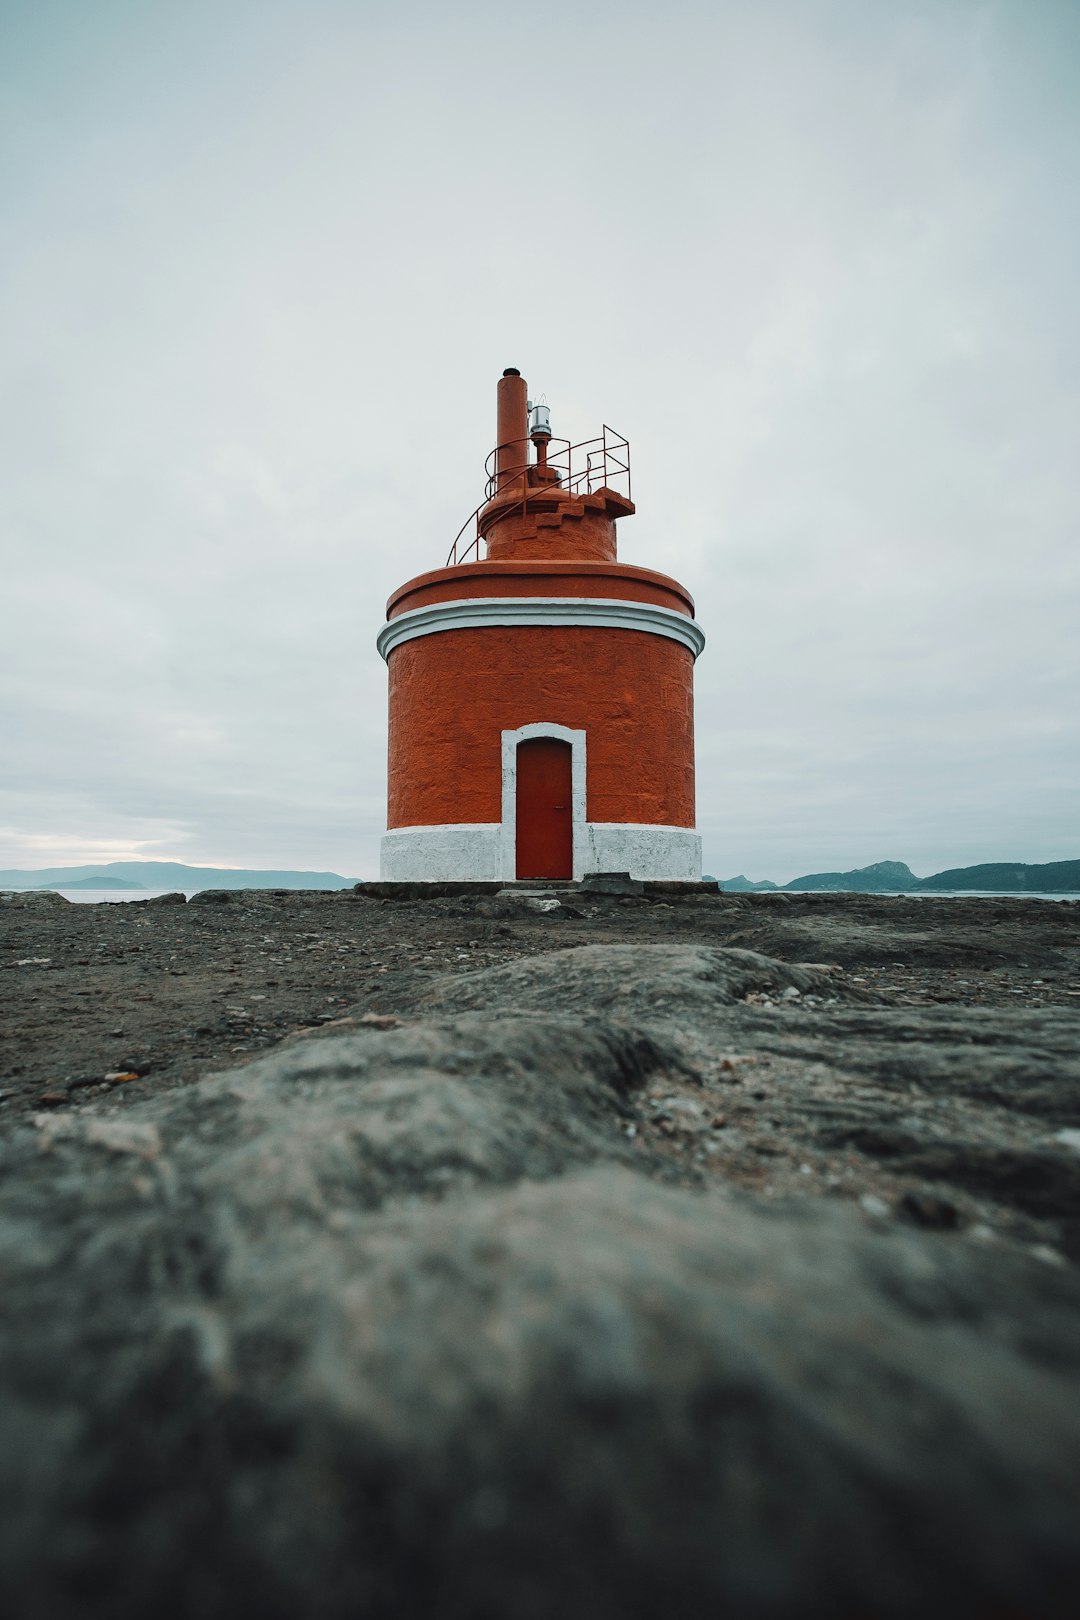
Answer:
[[500, 722, 586, 881]]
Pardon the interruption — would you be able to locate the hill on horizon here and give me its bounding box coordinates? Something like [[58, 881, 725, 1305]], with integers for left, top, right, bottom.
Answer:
[[0, 861, 358, 892], [916, 860, 1080, 892], [4, 857, 1078, 897], [785, 861, 918, 893], [722, 858, 1080, 894]]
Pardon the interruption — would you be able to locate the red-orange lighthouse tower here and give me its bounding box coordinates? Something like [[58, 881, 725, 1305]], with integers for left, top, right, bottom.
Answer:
[[377, 369, 705, 881]]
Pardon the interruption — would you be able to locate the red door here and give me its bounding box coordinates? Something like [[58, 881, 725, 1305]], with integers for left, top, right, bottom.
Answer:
[[516, 738, 573, 879]]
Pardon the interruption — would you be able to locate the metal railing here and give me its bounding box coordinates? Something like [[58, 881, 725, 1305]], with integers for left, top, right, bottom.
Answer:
[[445, 426, 631, 567]]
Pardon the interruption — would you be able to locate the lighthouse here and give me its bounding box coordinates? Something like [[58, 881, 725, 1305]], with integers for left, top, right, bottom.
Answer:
[[377, 369, 705, 882]]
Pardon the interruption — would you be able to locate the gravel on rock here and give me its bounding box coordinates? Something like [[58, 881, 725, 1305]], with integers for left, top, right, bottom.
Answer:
[[1, 887, 1079, 1617]]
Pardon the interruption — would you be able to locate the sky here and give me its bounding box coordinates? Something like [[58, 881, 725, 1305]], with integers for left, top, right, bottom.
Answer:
[[1, 0, 1077, 883]]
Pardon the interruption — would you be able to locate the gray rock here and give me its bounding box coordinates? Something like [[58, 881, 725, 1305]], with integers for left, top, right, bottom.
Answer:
[[0, 889, 69, 907], [489, 889, 565, 914], [1, 940, 1079, 1617], [580, 871, 645, 896], [402, 943, 873, 1018]]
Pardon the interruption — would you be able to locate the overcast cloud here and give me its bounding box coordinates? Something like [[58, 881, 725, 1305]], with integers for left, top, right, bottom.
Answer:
[[1, 0, 1077, 882]]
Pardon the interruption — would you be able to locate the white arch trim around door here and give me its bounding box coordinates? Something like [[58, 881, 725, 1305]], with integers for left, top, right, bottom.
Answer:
[[500, 723, 587, 882], [378, 722, 702, 882]]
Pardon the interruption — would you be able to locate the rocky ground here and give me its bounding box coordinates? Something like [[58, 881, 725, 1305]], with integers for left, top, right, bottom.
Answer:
[[2, 886, 1079, 1617]]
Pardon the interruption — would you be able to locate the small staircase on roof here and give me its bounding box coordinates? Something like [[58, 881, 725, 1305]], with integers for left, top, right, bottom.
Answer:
[[505, 489, 634, 548]]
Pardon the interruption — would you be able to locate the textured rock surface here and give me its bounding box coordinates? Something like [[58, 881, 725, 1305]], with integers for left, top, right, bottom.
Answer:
[[2, 892, 1079, 1616]]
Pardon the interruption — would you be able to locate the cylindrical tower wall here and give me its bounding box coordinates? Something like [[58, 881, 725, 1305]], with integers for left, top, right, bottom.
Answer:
[[386, 625, 695, 830]]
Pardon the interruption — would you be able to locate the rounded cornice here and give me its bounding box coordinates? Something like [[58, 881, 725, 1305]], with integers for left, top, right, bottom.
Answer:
[[386, 560, 695, 619], [376, 596, 706, 662]]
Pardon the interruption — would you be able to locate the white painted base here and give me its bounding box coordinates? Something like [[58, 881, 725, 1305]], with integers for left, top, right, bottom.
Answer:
[[380, 824, 503, 882], [379, 822, 701, 883], [586, 823, 702, 882]]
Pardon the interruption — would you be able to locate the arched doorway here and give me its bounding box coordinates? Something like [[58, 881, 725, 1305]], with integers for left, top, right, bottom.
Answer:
[[516, 737, 573, 879]]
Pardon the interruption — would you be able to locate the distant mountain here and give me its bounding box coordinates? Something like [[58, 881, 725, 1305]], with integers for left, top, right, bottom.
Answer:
[[5, 857, 1077, 898], [915, 860, 1080, 893], [0, 861, 357, 893], [715, 858, 1080, 895], [783, 861, 918, 893]]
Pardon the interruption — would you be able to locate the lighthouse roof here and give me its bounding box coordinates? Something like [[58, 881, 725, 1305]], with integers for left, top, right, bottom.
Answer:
[[447, 371, 634, 568]]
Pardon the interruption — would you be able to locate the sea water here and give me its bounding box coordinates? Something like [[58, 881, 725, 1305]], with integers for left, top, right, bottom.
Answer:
[[47, 889, 200, 903]]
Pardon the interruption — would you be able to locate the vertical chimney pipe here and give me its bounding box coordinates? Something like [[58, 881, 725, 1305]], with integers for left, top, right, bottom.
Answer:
[[495, 368, 529, 492]]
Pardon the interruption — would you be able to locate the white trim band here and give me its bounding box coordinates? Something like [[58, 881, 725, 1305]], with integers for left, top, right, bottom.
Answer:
[[380, 821, 702, 883], [377, 596, 705, 660]]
